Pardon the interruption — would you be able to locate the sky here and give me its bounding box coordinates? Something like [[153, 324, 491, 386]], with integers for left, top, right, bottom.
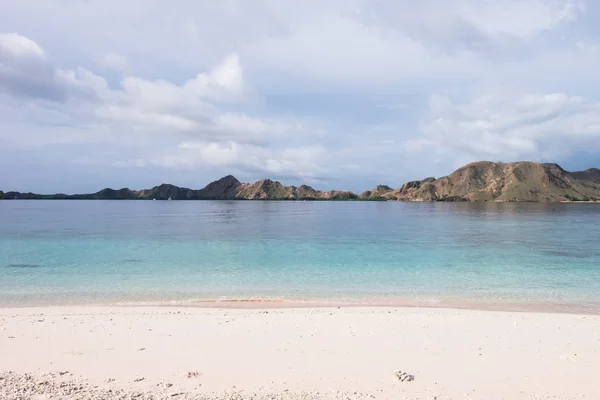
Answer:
[[1, 0, 600, 193]]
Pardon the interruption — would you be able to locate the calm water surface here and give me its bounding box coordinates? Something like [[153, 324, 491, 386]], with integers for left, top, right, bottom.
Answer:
[[1, 200, 599, 307]]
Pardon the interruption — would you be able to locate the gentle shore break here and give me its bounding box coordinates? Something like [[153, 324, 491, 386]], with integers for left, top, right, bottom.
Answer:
[[5, 298, 600, 316], [1, 306, 599, 400]]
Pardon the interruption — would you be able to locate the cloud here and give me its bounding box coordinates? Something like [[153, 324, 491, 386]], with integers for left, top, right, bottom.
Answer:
[[413, 91, 600, 166], [0, 33, 66, 100], [0, 32, 329, 184], [0, 32, 246, 105], [85, 53, 259, 138], [371, 0, 585, 40], [0, 34, 280, 143], [1, 1, 600, 192], [238, 0, 590, 86], [99, 52, 129, 73], [0, 33, 114, 103], [2, 1, 591, 87], [156, 141, 328, 179], [0, 32, 45, 56]]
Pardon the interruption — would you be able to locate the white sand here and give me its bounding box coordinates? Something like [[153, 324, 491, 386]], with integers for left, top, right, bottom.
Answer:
[[1, 306, 599, 399]]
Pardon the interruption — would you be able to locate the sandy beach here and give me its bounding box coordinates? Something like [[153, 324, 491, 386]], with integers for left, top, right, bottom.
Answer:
[[0, 306, 599, 399]]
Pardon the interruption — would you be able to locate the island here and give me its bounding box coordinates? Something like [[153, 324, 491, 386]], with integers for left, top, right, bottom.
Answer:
[[2, 161, 600, 202]]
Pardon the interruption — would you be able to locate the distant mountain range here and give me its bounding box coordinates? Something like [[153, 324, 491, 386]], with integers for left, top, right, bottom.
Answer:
[[2, 161, 600, 202]]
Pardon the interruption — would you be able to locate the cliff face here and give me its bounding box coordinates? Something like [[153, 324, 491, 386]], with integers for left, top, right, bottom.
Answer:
[[2, 161, 599, 202]]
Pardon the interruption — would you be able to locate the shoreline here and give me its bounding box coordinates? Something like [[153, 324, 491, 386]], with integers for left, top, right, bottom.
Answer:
[[3, 297, 600, 315], [1, 305, 599, 399]]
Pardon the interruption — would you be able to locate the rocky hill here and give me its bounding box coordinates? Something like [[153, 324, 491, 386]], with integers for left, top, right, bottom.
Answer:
[[1, 177, 357, 201], [196, 175, 242, 199], [2, 161, 599, 202], [359, 185, 393, 200], [377, 161, 600, 202], [234, 179, 357, 200], [570, 168, 600, 183]]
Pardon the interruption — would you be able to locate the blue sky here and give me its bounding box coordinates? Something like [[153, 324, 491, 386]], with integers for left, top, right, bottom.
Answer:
[[1, 0, 600, 193]]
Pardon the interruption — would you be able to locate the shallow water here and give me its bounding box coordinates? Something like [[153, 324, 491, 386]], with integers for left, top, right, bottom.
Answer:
[[1, 200, 599, 307]]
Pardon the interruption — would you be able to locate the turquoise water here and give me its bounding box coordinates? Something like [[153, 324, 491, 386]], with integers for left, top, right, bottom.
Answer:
[[1, 200, 600, 306]]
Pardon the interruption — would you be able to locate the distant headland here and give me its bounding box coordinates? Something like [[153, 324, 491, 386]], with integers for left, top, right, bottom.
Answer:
[[2, 161, 600, 202]]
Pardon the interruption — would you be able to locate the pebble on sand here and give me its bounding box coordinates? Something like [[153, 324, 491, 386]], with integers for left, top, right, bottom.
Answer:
[[393, 370, 414, 382]]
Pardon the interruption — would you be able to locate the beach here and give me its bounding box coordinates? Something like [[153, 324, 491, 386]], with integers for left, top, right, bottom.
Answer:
[[2, 202, 600, 399], [1, 305, 599, 399]]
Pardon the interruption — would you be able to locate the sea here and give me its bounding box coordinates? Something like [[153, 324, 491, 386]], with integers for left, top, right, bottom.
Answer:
[[1, 200, 600, 310]]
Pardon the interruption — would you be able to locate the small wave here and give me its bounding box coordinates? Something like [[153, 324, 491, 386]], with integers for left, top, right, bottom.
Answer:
[[5, 264, 42, 268], [123, 259, 144, 263], [111, 297, 288, 307]]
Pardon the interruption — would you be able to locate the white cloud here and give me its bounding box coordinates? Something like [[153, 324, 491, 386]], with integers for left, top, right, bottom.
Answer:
[[117, 53, 246, 105], [0, 32, 246, 106], [415, 91, 600, 164], [0, 32, 329, 183], [238, 0, 590, 86], [2, 1, 592, 87], [0, 32, 65, 100], [0, 34, 278, 143], [208, 54, 245, 94], [156, 141, 328, 179], [1, 1, 600, 191], [0, 32, 45, 57]]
